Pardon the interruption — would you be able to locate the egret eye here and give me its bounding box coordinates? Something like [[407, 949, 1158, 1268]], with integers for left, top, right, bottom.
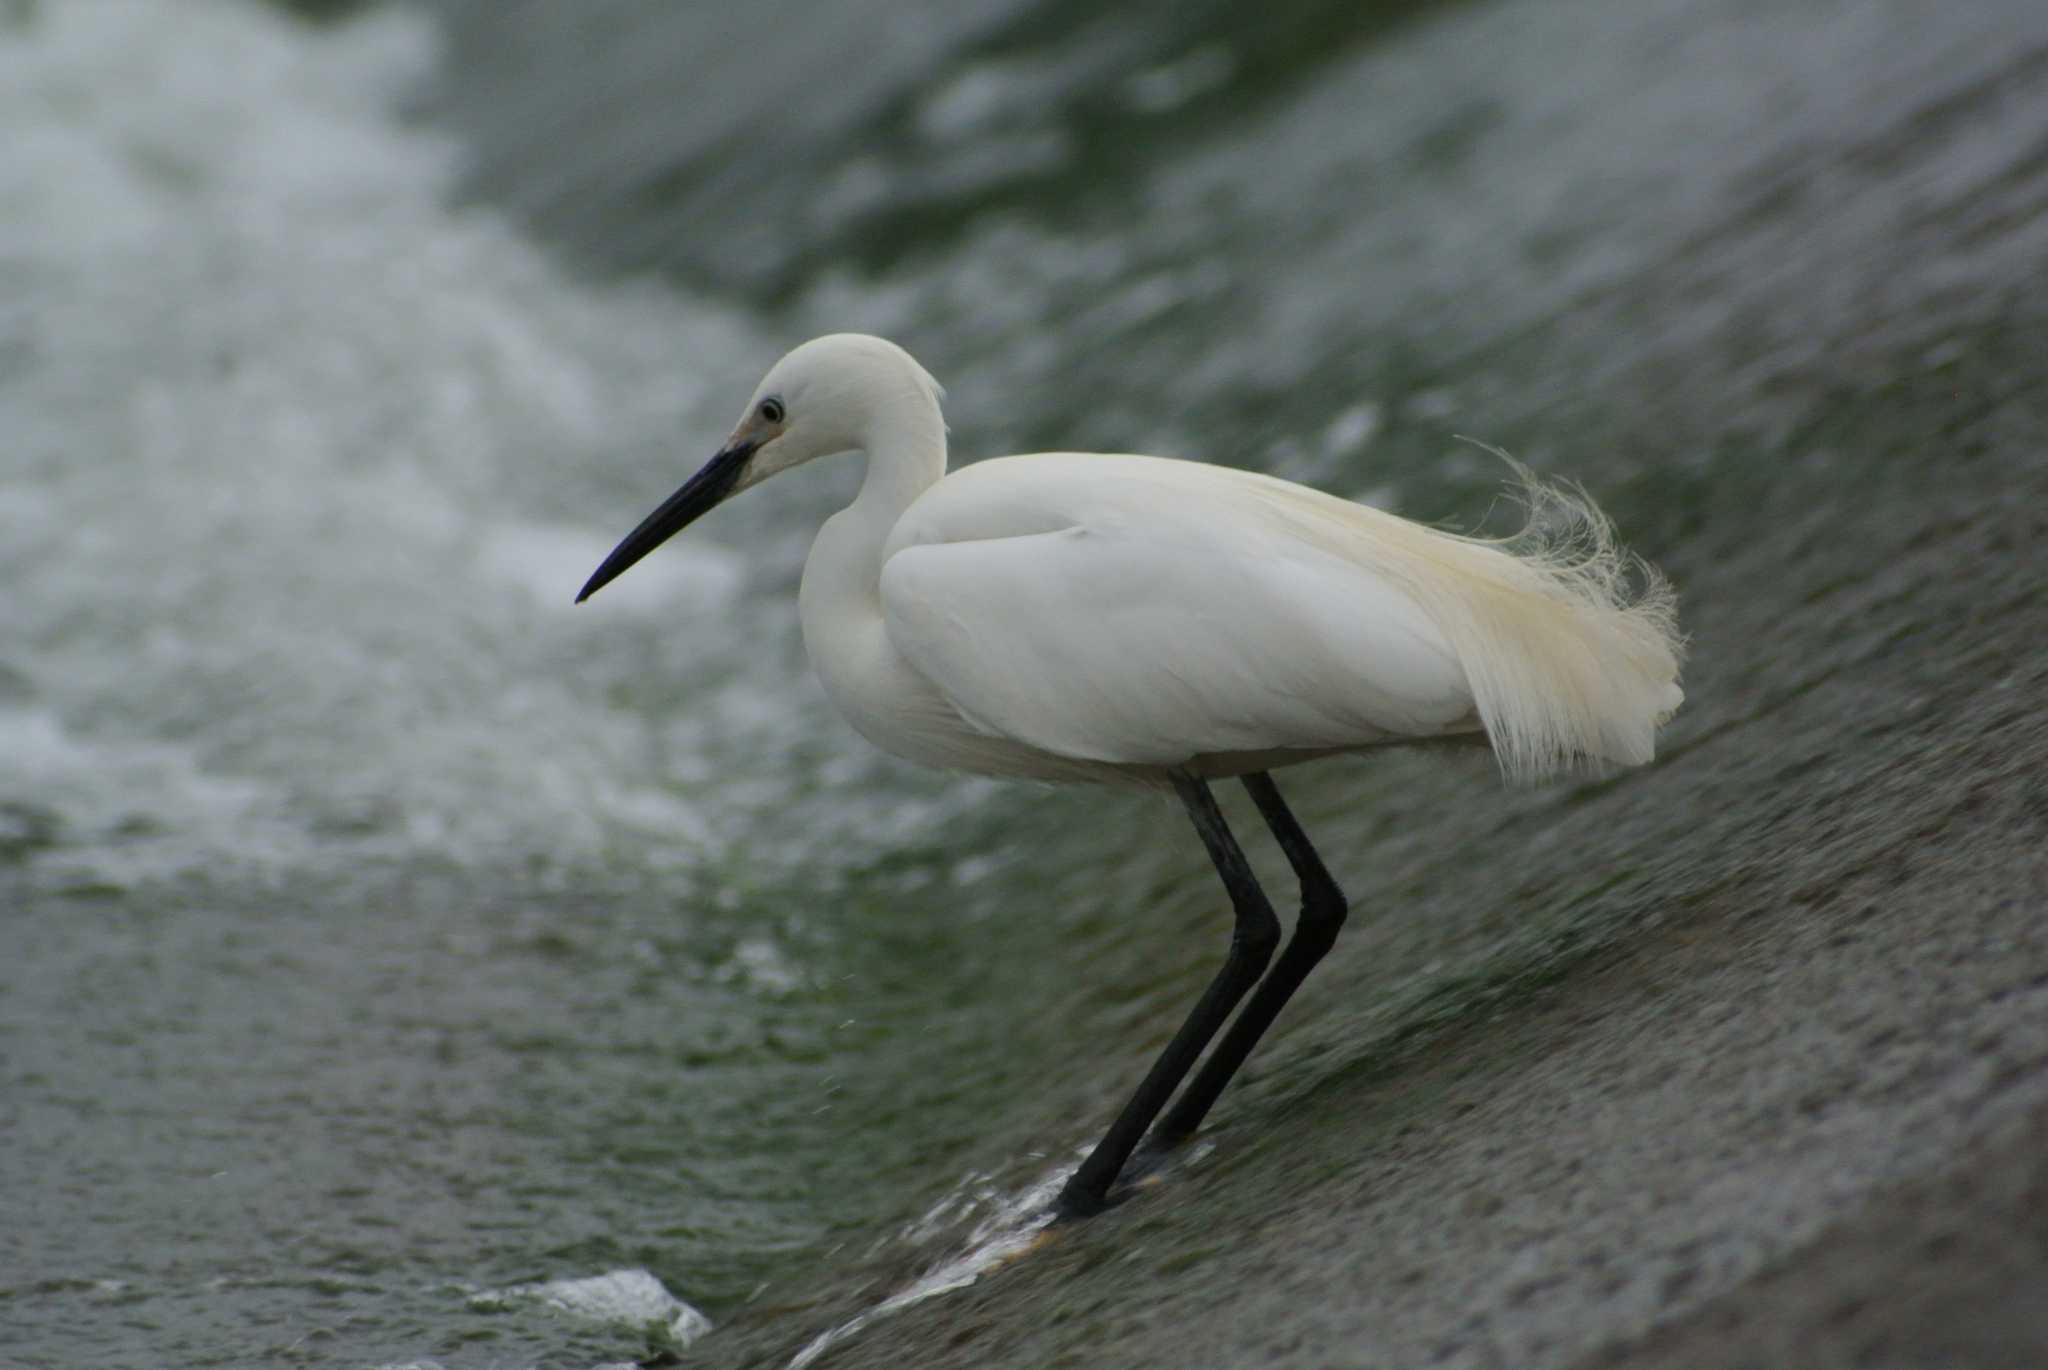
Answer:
[[759, 397, 786, 424]]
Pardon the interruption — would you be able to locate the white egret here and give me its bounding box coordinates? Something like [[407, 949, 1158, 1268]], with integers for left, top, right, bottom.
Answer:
[[576, 334, 1683, 1217]]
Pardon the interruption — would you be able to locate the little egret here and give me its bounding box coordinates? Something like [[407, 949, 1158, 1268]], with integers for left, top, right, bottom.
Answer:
[[577, 334, 1683, 1217]]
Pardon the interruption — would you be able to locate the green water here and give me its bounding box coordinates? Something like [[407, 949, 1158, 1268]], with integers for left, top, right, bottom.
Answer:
[[5, 0, 2046, 1366]]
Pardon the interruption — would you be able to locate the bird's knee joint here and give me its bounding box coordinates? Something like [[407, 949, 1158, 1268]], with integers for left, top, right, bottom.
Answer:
[[1234, 910, 1282, 966], [1315, 881, 1348, 922], [1302, 880, 1348, 940]]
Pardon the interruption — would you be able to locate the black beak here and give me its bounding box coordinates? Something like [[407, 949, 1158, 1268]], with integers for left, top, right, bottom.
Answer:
[[575, 441, 755, 603]]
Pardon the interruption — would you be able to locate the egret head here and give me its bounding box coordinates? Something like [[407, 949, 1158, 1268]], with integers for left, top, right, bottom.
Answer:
[[575, 334, 941, 604]]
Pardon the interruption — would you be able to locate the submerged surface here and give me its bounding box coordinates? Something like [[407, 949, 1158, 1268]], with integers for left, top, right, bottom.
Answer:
[[3, 0, 2045, 1367]]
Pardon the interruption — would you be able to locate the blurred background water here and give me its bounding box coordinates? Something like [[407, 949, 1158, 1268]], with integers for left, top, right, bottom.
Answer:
[[3, 0, 2044, 1367]]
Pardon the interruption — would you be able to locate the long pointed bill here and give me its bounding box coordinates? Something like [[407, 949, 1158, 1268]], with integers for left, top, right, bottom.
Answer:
[[575, 441, 756, 603]]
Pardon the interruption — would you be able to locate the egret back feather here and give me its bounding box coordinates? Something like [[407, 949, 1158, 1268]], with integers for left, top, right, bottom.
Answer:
[[881, 450, 1681, 783], [1233, 450, 1684, 781]]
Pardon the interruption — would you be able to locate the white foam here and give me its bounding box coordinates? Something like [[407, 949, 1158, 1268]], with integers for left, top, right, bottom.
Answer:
[[0, 0, 991, 894], [472, 1268, 713, 1350], [788, 1162, 1068, 1369]]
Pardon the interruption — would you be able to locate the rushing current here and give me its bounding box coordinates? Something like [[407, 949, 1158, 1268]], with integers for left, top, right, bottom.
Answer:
[[5, 0, 2044, 1366]]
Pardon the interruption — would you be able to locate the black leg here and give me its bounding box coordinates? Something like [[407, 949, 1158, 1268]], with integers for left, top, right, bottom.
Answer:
[[1056, 772, 1280, 1218], [1145, 771, 1348, 1151]]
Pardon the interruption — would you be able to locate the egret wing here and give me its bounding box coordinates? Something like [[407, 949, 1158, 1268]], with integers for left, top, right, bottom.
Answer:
[[877, 484, 1476, 767]]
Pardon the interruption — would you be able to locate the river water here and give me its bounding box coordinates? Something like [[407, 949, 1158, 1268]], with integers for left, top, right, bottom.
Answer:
[[4, 1, 2045, 1367]]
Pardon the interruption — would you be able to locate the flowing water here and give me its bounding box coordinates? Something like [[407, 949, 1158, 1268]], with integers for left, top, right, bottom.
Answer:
[[4, 1, 2045, 1367]]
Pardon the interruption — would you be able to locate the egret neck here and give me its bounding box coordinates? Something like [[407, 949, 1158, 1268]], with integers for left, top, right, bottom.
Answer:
[[797, 371, 950, 755]]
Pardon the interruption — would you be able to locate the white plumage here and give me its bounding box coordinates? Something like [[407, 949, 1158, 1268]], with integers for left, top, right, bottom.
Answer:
[[575, 332, 1686, 1215], [609, 333, 1684, 788], [877, 450, 1682, 783]]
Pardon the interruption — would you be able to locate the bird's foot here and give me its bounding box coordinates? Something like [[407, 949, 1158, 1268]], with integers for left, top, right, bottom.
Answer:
[[1051, 1179, 1125, 1224], [1053, 1132, 1202, 1222]]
